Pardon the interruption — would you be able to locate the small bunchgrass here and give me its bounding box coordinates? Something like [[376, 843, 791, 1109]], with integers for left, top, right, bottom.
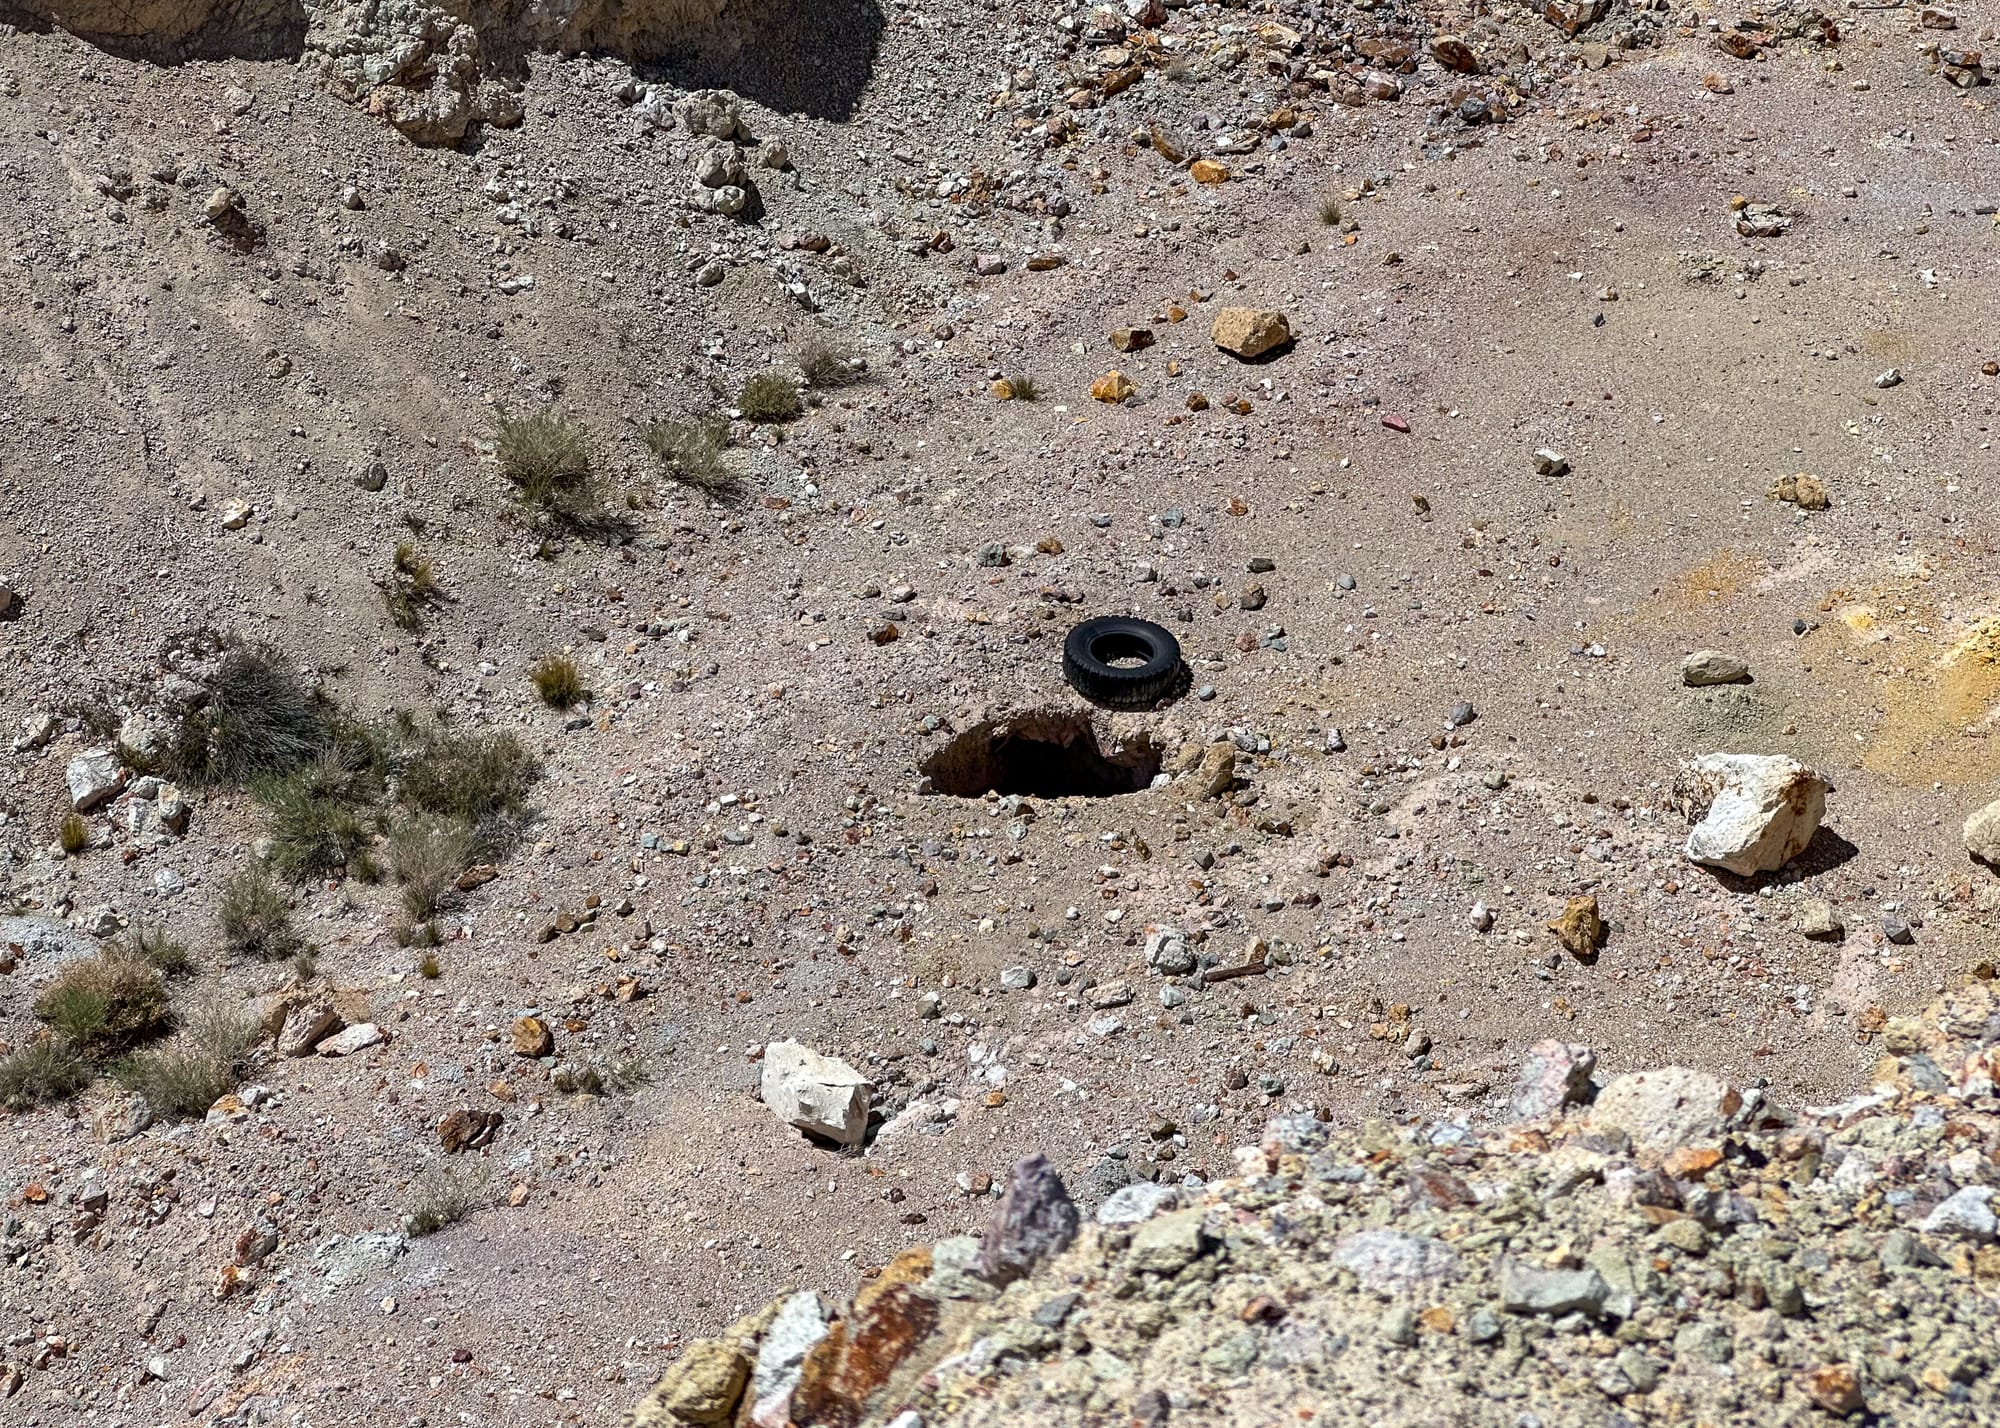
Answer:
[[220, 867, 299, 962], [256, 752, 383, 883], [169, 644, 329, 787], [381, 542, 441, 631], [33, 953, 171, 1055], [123, 923, 195, 978], [111, 998, 257, 1119], [389, 814, 476, 920], [1317, 194, 1342, 226], [737, 371, 802, 423], [404, 1161, 491, 1237], [530, 654, 584, 710], [1006, 375, 1040, 402], [0, 1037, 92, 1109], [642, 416, 738, 497], [398, 727, 538, 828], [59, 812, 88, 856], [494, 408, 593, 516], [798, 338, 864, 389]]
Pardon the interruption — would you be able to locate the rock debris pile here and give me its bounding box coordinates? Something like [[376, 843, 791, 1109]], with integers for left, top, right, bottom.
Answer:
[[636, 979, 2000, 1428]]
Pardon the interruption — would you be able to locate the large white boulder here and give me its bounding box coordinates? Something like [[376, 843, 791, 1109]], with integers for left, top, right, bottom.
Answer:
[[1964, 797, 2000, 867], [66, 748, 127, 812], [1682, 753, 1825, 875], [759, 1040, 871, 1147]]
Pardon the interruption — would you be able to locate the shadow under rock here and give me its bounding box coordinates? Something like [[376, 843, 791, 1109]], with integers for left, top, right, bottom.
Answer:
[[630, 0, 885, 122], [0, 0, 309, 62]]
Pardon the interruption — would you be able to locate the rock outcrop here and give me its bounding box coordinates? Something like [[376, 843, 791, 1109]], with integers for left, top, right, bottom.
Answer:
[[4, 0, 741, 143], [633, 978, 2000, 1428]]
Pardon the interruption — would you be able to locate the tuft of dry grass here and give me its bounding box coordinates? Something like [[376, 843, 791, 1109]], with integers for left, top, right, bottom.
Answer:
[[390, 814, 476, 920], [220, 867, 299, 962], [257, 752, 383, 883], [123, 923, 195, 978], [169, 644, 330, 787], [34, 953, 171, 1055], [494, 408, 594, 516], [643, 415, 738, 497], [1317, 194, 1343, 226], [1007, 375, 1040, 402], [381, 542, 441, 630], [0, 1036, 92, 1109], [112, 998, 258, 1119], [404, 1161, 491, 1236], [398, 727, 538, 829], [59, 812, 88, 856], [738, 371, 803, 423], [530, 653, 584, 709], [798, 338, 864, 389]]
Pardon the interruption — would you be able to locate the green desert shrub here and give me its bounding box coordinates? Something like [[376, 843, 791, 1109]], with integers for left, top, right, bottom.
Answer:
[[220, 867, 299, 961], [738, 371, 802, 423], [642, 416, 737, 496]]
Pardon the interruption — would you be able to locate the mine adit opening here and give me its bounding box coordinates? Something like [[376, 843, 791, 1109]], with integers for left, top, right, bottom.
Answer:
[[919, 710, 1163, 800]]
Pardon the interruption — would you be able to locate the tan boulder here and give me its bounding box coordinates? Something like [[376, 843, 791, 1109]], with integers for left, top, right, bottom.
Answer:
[[1091, 371, 1135, 404], [1210, 307, 1293, 360]]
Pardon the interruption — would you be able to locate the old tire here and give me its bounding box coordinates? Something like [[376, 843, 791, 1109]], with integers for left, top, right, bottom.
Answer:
[[1063, 616, 1182, 707]]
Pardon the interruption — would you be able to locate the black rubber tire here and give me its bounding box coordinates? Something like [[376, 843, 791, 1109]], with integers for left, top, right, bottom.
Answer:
[[1063, 616, 1182, 707]]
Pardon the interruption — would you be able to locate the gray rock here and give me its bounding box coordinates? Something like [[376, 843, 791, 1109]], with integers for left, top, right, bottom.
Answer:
[[1145, 927, 1197, 976], [91, 1091, 154, 1143], [1127, 1207, 1213, 1274], [12, 712, 56, 752], [926, 1235, 1000, 1301], [1590, 1067, 1740, 1153], [747, 1290, 827, 1415], [1379, 1305, 1418, 1346], [1498, 1261, 1610, 1316], [676, 88, 744, 140], [1507, 1039, 1597, 1121], [1673, 1319, 1734, 1364], [278, 1001, 343, 1058], [1681, 752, 1825, 874], [1921, 1186, 1997, 1241], [973, 1153, 1079, 1287], [1681, 649, 1750, 686], [1880, 1228, 1945, 1270], [317, 1023, 384, 1057], [1613, 1347, 1660, 1394], [1796, 898, 1843, 939], [1330, 1230, 1461, 1292], [999, 965, 1036, 991], [1097, 1182, 1179, 1226]]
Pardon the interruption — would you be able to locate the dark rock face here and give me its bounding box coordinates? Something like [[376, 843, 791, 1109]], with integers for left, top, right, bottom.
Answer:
[[972, 1152, 1080, 1288]]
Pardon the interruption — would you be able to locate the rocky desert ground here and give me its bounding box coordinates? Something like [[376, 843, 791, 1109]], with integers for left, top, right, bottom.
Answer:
[[5, 0, 2000, 1421]]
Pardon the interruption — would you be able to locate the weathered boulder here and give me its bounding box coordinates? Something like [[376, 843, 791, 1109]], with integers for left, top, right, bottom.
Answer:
[[66, 748, 126, 812], [631, 1336, 750, 1427], [1681, 753, 1825, 874], [1681, 649, 1750, 686], [1590, 1067, 1740, 1153], [1210, 307, 1293, 359], [972, 1154, 1078, 1287], [1507, 1039, 1596, 1121], [1964, 797, 2000, 867], [760, 1040, 871, 1147]]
